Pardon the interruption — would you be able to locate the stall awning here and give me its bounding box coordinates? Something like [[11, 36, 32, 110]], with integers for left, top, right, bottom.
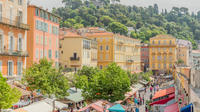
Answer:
[[65, 87, 84, 103], [164, 103, 179, 112], [153, 87, 175, 100], [150, 93, 175, 105], [108, 104, 126, 112], [181, 103, 193, 112]]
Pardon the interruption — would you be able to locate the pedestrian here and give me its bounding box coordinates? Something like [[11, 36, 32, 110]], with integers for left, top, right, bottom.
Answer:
[[150, 86, 153, 93], [150, 94, 153, 100], [139, 96, 142, 105], [135, 107, 139, 112]]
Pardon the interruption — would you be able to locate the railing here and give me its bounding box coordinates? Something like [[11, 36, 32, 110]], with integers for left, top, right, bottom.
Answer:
[[126, 59, 134, 63], [0, 49, 28, 57], [0, 17, 29, 30], [70, 57, 80, 61]]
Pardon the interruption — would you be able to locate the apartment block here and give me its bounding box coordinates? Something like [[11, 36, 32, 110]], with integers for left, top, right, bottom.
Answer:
[[141, 43, 149, 72], [149, 35, 177, 74], [59, 28, 97, 71], [0, 0, 29, 79], [176, 39, 192, 66], [79, 27, 141, 73], [27, 5, 60, 68]]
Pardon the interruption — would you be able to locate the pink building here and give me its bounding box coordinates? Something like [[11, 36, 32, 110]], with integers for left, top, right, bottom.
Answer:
[[27, 5, 60, 68], [141, 43, 149, 72]]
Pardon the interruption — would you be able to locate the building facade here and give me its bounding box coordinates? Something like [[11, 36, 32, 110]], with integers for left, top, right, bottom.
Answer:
[[59, 28, 97, 71], [80, 27, 141, 73], [176, 39, 192, 66], [141, 43, 149, 72], [149, 35, 176, 74], [27, 5, 60, 68], [0, 0, 29, 79]]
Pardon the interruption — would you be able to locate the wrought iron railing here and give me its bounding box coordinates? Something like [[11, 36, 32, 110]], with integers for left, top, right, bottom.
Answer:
[[0, 16, 29, 30]]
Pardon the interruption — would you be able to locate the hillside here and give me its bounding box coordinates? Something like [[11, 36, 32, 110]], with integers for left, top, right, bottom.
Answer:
[[53, 0, 200, 49]]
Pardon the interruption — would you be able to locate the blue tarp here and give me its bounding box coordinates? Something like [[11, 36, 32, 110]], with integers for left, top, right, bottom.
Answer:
[[181, 103, 193, 112], [108, 104, 125, 112]]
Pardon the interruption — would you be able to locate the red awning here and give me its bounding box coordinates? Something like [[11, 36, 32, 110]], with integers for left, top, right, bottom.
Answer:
[[150, 93, 175, 106], [153, 87, 175, 100], [164, 103, 179, 112]]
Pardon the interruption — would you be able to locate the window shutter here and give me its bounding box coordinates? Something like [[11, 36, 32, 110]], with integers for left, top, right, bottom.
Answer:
[[0, 61, 2, 73], [7, 61, 9, 75], [8, 36, 10, 50]]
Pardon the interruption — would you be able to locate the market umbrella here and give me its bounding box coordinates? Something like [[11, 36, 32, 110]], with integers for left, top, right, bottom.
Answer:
[[108, 104, 125, 112]]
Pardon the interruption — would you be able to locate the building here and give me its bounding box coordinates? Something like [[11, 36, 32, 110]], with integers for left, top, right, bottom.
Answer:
[[80, 27, 141, 73], [59, 28, 97, 71], [149, 35, 177, 74], [190, 50, 200, 112], [141, 43, 149, 72], [176, 39, 192, 66], [0, 0, 29, 79], [27, 5, 60, 68]]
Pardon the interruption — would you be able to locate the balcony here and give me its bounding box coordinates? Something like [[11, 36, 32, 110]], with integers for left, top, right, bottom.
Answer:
[[0, 17, 29, 30], [126, 59, 134, 63], [70, 57, 80, 61], [0, 49, 28, 57]]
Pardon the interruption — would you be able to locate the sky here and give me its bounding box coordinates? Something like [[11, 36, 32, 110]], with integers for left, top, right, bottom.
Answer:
[[30, 0, 200, 13]]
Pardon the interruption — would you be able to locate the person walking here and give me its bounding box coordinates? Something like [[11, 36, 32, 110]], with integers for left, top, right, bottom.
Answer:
[[143, 97, 145, 105], [150, 94, 153, 101]]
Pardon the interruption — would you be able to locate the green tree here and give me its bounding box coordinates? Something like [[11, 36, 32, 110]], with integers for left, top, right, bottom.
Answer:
[[100, 16, 114, 26], [76, 63, 130, 102], [0, 73, 21, 112], [23, 59, 69, 111], [127, 72, 139, 85], [108, 22, 128, 35]]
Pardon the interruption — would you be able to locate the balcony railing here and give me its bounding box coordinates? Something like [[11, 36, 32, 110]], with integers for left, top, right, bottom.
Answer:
[[126, 59, 134, 63], [70, 57, 80, 61], [0, 17, 29, 30], [0, 49, 28, 57]]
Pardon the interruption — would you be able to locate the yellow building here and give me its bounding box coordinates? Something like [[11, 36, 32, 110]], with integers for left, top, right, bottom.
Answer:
[[80, 27, 141, 73], [59, 28, 97, 71], [149, 35, 176, 74]]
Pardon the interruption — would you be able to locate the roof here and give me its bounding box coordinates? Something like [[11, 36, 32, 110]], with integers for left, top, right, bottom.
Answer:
[[22, 101, 53, 112], [192, 50, 200, 54], [176, 39, 192, 47], [14, 108, 28, 112], [164, 103, 179, 112], [65, 87, 84, 103], [153, 87, 175, 100], [28, 5, 61, 18], [108, 104, 126, 112], [151, 34, 176, 39], [78, 100, 112, 112], [84, 32, 114, 37]]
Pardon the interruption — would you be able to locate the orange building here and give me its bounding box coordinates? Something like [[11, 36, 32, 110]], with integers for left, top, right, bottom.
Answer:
[[0, 0, 29, 79], [27, 5, 60, 68]]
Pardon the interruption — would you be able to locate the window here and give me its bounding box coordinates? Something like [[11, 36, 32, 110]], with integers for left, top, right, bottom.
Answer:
[[55, 51, 59, 58], [0, 4, 2, 21], [100, 65, 103, 69], [170, 40, 172, 45], [164, 40, 167, 45], [158, 40, 160, 45], [87, 51, 90, 58], [18, 0, 23, 5], [40, 10, 44, 18], [164, 64, 166, 69], [18, 11, 23, 23], [45, 37, 48, 45], [10, 7, 13, 23], [106, 54, 109, 60], [158, 64, 161, 68], [152, 64, 155, 68], [48, 50, 52, 58], [106, 45, 109, 51], [163, 48, 166, 52], [36, 48, 39, 59], [18, 37, 22, 51], [44, 50, 47, 57], [152, 40, 155, 44], [36, 35, 39, 44], [49, 24, 52, 33], [169, 48, 172, 52], [158, 48, 160, 52], [40, 49, 43, 59], [35, 8, 39, 16], [45, 12, 48, 20], [17, 61, 23, 75], [56, 38, 58, 48], [9, 36, 14, 51], [41, 36, 43, 45], [100, 45, 103, 51], [0, 34, 3, 52], [100, 54, 103, 60], [8, 61, 13, 76], [0, 61, 2, 73]]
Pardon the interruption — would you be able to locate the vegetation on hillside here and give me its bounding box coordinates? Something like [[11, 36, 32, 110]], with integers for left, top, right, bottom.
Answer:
[[53, 0, 200, 49]]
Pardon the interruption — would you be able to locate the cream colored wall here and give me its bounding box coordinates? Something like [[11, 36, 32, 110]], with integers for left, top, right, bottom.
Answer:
[[114, 35, 141, 72], [90, 48, 97, 67], [59, 37, 82, 68], [1, 0, 27, 24], [177, 46, 189, 66]]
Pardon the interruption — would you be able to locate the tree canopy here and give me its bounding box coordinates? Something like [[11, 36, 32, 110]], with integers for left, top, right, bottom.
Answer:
[[22, 59, 69, 99], [0, 73, 21, 111], [53, 0, 200, 49], [75, 63, 130, 102]]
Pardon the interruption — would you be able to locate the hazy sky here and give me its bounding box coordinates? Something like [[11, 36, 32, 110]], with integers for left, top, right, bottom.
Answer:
[[30, 0, 200, 13]]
